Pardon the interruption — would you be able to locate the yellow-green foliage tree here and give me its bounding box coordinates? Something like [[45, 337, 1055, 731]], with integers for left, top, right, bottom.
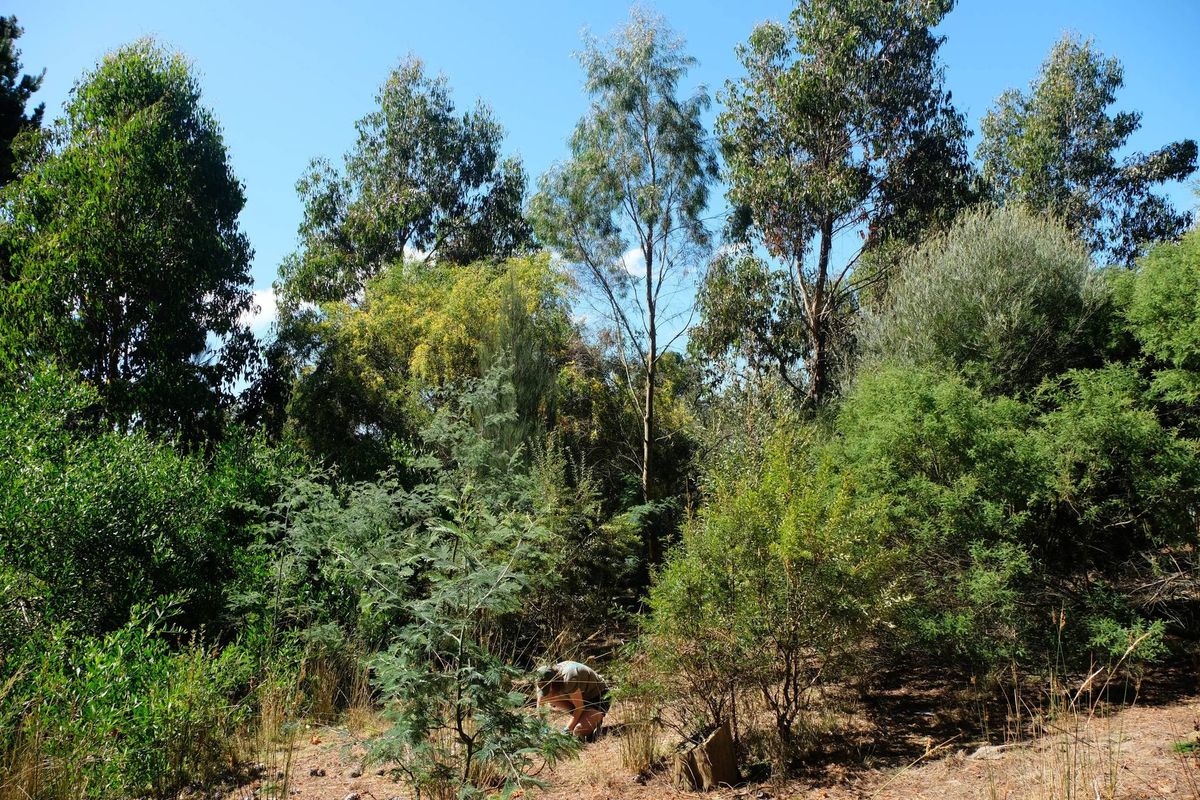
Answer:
[[286, 253, 572, 475]]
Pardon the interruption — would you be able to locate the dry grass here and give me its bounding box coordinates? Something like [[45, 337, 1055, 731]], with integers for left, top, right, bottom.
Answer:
[[343, 659, 376, 736], [0, 713, 86, 800], [234, 674, 302, 800], [618, 703, 662, 774], [1012, 705, 1126, 800], [1176, 744, 1200, 800]]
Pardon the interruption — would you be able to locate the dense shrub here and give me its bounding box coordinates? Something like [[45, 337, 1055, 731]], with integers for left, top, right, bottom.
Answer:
[[0, 366, 282, 640], [834, 365, 1042, 668], [1125, 230, 1200, 369], [0, 601, 253, 799], [835, 364, 1199, 673], [859, 205, 1105, 394], [645, 422, 898, 761], [1123, 229, 1200, 409], [263, 365, 589, 796]]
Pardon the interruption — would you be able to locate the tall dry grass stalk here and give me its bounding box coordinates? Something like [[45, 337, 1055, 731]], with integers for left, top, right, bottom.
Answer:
[[0, 712, 86, 800], [1174, 743, 1200, 800], [986, 630, 1155, 800], [619, 702, 661, 774], [1021, 704, 1125, 800], [236, 673, 302, 800], [344, 656, 376, 735]]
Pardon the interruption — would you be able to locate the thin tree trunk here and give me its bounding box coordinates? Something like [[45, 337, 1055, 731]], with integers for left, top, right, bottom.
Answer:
[[642, 234, 657, 561], [809, 215, 834, 407]]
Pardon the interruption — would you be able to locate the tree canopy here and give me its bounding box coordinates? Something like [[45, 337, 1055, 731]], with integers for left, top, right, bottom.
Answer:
[[978, 34, 1197, 266], [0, 15, 43, 188], [531, 9, 717, 509], [700, 0, 975, 406], [278, 56, 532, 309], [0, 39, 254, 442]]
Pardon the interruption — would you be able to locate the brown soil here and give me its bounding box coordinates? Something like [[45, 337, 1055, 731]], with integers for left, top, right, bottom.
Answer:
[[226, 695, 1200, 800]]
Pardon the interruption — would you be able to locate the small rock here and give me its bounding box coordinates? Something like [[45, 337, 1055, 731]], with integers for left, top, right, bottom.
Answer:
[[970, 743, 1016, 760], [345, 794, 361, 800]]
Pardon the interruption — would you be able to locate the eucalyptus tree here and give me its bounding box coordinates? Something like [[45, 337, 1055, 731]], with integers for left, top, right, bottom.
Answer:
[[703, 0, 974, 407], [979, 34, 1197, 267], [0, 40, 254, 442], [530, 10, 717, 510], [0, 15, 42, 188], [278, 56, 532, 309]]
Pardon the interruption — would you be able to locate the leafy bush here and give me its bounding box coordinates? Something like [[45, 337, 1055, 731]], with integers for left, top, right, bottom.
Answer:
[[1123, 229, 1200, 407], [834, 363, 1199, 675], [0, 365, 281, 638], [523, 441, 643, 646], [263, 365, 586, 796], [0, 600, 253, 799], [859, 205, 1105, 394], [645, 422, 898, 764], [835, 365, 1043, 668], [1032, 365, 1200, 663]]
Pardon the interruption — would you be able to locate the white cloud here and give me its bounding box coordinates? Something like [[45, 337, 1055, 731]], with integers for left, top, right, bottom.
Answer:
[[240, 288, 279, 337], [621, 246, 646, 276]]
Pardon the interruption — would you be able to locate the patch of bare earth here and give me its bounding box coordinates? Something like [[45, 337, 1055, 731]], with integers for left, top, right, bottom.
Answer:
[[221, 724, 404, 800], [227, 696, 1200, 800], [535, 696, 1200, 800]]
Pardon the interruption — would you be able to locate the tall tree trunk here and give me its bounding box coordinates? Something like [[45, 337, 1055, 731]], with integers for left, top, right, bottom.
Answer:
[[808, 215, 834, 407], [642, 235, 658, 562]]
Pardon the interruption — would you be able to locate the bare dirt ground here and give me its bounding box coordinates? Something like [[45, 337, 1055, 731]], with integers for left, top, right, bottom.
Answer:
[[225, 687, 1200, 800]]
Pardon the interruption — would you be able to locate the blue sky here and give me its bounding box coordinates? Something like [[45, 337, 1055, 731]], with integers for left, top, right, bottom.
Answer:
[[14, 1, 1200, 331]]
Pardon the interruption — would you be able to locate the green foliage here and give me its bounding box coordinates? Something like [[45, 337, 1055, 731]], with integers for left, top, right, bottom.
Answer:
[[284, 253, 571, 478], [1124, 229, 1200, 406], [269, 366, 581, 797], [7, 14, 1200, 797], [0, 364, 280, 638], [1174, 738, 1200, 756], [860, 205, 1105, 394], [835, 363, 1200, 673], [366, 453, 575, 797], [1034, 365, 1200, 566], [524, 441, 643, 643], [0, 39, 254, 441], [978, 34, 1197, 266], [835, 366, 1041, 668], [690, 246, 816, 395], [0, 15, 43, 188], [0, 601, 253, 799], [646, 423, 898, 756], [708, 0, 975, 405], [279, 56, 531, 308]]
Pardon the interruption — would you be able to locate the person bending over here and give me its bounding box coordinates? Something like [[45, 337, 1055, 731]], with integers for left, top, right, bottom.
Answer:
[[535, 660, 610, 741]]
